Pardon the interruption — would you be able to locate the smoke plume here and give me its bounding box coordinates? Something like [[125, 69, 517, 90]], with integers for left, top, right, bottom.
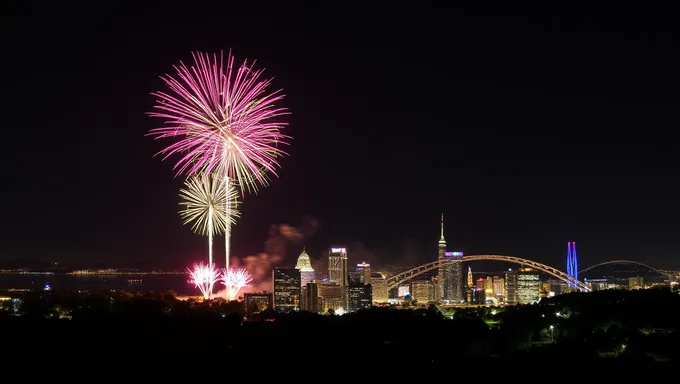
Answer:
[[228, 216, 319, 297]]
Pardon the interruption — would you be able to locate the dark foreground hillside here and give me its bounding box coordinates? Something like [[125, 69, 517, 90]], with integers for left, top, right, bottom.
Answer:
[[2, 288, 678, 376]]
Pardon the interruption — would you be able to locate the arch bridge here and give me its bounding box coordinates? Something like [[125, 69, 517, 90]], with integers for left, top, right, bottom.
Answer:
[[580, 260, 675, 281], [387, 254, 590, 292]]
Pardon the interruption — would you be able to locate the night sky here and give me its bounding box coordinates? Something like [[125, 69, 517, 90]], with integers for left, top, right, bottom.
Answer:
[[2, 4, 679, 270]]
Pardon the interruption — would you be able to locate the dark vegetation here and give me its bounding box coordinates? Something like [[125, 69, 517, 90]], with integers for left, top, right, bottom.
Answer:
[[2, 288, 678, 372]]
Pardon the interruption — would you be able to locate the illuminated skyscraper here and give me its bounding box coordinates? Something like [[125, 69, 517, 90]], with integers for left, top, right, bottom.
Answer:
[[328, 247, 348, 289], [295, 248, 315, 287], [517, 268, 540, 304], [357, 262, 371, 285], [505, 269, 518, 305], [370, 272, 388, 303], [436, 214, 464, 303], [443, 252, 464, 303], [273, 268, 301, 312], [437, 214, 446, 299], [493, 277, 505, 297], [411, 279, 431, 303], [484, 276, 494, 295], [467, 266, 473, 289], [317, 280, 344, 312]]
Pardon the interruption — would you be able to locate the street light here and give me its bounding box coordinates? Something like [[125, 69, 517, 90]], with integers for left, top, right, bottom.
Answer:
[[549, 325, 555, 342]]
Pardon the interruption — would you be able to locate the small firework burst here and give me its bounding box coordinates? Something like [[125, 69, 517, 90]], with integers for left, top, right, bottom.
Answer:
[[221, 267, 253, 301], [188, 262, 220, 300]]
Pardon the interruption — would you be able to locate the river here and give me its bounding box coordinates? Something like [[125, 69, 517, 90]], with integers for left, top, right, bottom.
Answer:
[[0, 273, 196, 295]]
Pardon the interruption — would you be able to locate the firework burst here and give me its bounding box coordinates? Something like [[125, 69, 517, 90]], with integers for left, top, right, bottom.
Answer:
[[221, 267, 253, 301], [188, 263, 220, 300], [148, 51, 291, 193], [148, 51, 291, 293], [179, 173, 240, 265]]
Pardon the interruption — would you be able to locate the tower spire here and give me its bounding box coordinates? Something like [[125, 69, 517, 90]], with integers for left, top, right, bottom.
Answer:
[[439, 213, 446, 245], [440, 213, 445, 240]]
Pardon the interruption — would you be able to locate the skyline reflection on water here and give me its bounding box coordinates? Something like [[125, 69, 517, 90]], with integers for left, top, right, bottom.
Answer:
[[0, 274, 196, 295]]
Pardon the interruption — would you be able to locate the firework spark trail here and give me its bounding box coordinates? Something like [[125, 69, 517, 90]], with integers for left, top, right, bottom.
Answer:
[[179, 174, 240, 265], [148, 51, 291, 298], [188, 263, 220, 300], [221, 267, 253, 301], [147, 51, 291, 194]]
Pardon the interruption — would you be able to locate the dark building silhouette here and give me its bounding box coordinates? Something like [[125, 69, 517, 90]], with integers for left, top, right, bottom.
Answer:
[[244, 292, 273, 313], [348, 284, 372, 311]]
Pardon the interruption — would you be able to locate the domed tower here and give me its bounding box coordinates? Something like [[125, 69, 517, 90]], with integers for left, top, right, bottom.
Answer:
[[295, 248, 315, 287]]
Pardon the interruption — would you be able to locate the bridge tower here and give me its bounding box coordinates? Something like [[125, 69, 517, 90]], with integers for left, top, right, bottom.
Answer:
[[567, 242, 578, 287]]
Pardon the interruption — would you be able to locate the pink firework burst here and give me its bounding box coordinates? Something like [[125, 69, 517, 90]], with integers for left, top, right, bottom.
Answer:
[[147, 51, 291, 193], [221, 267, 253, 301], [187, 262, 220, 300]]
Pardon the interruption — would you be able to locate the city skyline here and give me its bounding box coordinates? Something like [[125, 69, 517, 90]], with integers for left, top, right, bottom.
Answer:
[[2, 5, 680, 270]]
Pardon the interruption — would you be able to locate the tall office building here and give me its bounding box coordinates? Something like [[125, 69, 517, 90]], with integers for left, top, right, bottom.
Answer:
[[442, 252, 464, 303], [317, 280, 344, 312], [295, 248, 315, 287], [370, 272, 388, 303], [328, 247, 348, 289], [273, 268, 301, 312], [348, 284, 372, 311], [517, 268, 540, 304], [303, 281, 319, 312], [493, 276, 505, 298], [504, 269, 519, 305], [348, 271, 362, 285], [471, 288, 486, 305], [484, 276, 494, 295], [436, 214, 464, 303], [356, 262, 371, 285], [411, 279, 431, 303]]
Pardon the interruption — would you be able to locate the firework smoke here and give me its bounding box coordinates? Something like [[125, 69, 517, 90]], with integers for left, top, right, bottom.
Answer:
[[187, 262, 220, 300], [235, 218, 319, 294]]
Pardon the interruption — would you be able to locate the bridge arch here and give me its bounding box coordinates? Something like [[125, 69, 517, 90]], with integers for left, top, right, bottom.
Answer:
[[386, 254, 590, 292], [579, 260, 670, 279]]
